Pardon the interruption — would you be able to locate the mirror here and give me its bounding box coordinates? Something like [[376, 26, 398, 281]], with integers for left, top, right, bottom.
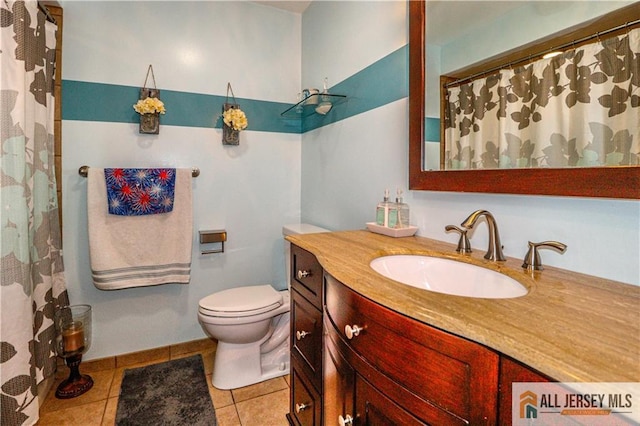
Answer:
[[408, 0, 640, 198]]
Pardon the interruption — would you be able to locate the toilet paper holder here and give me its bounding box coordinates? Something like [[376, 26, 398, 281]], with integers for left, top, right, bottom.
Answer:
[[199, 230, 227, 254]]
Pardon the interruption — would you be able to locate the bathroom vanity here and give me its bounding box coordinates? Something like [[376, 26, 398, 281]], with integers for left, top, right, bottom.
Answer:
[[289, 244, 325, 426], [286, 230, 640, 426]]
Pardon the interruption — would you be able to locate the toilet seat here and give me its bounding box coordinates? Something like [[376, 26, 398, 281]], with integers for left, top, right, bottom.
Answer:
[[199, 285, 283, 318]]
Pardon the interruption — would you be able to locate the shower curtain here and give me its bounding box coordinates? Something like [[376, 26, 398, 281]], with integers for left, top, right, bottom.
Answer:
[[444, 27, 640, 170], [1, 1, 69, 425]]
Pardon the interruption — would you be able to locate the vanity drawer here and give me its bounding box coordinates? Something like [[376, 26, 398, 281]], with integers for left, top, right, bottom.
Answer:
[[290, 245, 323, 309], [355, 372, 428, 426], [325, 273, 499, 424], [291, 288, 323, 391], [290, 367, 322, 426]]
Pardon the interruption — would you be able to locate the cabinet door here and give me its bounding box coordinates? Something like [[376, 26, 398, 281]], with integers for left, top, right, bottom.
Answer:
[[291, 289, 323, 390], [324, 332, 355, 426], [326, 322, 430, 426], [498, 356, 550, 426], [290, 367, 322, 426], [325, 274, 498, 424], [355, 375, 428, 426]]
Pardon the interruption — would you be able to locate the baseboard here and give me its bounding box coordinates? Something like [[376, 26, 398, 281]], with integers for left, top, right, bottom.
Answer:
[[80, 338, 217, 372]]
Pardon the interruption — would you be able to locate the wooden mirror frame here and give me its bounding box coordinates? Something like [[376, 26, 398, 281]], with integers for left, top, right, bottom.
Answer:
[[408, 0, 640, 199]]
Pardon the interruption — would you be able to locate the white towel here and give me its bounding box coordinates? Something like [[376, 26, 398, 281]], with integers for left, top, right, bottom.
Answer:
[[87, 168, 193, 290]]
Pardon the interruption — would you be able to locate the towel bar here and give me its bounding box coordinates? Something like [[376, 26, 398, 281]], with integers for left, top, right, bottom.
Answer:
[[78, 165, 200, 178]]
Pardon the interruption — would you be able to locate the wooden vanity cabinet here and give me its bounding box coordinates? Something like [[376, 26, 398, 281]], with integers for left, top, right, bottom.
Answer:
[[498, 357, 551, 426], [288, 245, 324, 426], [324, 273, 500, 425], [287, 243, 555, 426], [325, 319, 434, 425]]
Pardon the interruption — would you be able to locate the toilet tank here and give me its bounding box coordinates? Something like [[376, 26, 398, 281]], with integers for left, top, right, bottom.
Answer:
[[282, 224, 330, 289]]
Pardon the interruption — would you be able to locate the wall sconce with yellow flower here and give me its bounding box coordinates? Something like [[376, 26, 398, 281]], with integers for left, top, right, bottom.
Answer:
[[221, 83, 248, 145], [134, 65, 165, 134]]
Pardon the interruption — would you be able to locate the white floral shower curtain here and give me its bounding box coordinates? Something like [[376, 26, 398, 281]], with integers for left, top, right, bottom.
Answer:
[[444, 27, 640, 170], [1, 1, 69, 425]]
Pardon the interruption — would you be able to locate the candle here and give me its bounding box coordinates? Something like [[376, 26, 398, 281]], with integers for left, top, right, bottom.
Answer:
[[62, 321, 84, 353]]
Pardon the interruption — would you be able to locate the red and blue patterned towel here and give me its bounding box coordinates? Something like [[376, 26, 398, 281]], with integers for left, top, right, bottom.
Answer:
[[105, 168, 176, 215]]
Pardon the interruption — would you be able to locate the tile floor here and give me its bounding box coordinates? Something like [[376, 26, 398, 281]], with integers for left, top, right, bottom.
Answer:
[[36, 339, 290, 426]]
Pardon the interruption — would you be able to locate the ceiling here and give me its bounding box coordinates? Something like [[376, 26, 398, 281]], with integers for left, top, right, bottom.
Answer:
[[252, 1, 312, 14], [252, 1, 528, 39]]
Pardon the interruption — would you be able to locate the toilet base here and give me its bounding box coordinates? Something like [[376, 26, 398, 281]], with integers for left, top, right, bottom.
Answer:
[[211, 340, 289, 390], [211, 314, 290, 390]]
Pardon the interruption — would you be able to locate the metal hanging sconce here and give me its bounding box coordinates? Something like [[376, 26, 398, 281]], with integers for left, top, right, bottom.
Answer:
[[133, 65, 166, 134], [221, 83, 248, 145]]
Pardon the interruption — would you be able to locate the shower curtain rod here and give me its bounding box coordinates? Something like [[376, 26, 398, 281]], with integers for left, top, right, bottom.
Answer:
[[37, 2, 56, 24], [445, 18, 640, 88], [78, 165, 200, 178]]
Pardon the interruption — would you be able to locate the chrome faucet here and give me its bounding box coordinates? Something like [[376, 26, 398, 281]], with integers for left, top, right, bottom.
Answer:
[[444, 225, 472, 254], [461, 210, 506, 261], [522, 241, 567, 271]]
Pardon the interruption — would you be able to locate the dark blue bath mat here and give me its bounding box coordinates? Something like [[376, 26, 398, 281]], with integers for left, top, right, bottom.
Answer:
[[115, 354, 216, 426]]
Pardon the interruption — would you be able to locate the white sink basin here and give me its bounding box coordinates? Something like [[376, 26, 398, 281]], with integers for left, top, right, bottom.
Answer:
[[370, 255, 527, 299]]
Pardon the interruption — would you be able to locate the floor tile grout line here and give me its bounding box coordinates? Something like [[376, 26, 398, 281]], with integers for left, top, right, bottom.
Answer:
[[99, 396, 108, 426], [235, 403, 243, 426], [232, 386, 291, 405]]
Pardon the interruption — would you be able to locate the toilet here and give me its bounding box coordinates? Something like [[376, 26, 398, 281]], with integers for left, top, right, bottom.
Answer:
[[198, 223, 329, 390]]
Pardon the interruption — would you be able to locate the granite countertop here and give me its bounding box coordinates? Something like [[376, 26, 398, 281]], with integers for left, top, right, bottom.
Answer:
[[286, 230, 640, 383]]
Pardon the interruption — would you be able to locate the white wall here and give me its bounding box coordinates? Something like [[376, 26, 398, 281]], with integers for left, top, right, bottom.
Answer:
[[61, 1, 302, 359], [62, 1, 301, 102], [59, 0, 639, 361], [300, 1, 640, 286], [300, 0, 408, 228], [302, 0, 407, 93], [440, 1, 633, 74]]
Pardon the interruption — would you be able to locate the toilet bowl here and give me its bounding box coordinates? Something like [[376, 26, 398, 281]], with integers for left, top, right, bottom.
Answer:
[[198, 285, 290, 389], [198, 223, 329, 390]]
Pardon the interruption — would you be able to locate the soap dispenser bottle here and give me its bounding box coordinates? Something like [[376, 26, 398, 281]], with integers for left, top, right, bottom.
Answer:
[[376, 189, 391, 227], [393, 188, 410, 229]]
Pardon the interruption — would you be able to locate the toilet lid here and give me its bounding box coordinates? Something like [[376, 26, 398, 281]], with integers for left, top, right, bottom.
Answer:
[[199, 285, 283, 317]]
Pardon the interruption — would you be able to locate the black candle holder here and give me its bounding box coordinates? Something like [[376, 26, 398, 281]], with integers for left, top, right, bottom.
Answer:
[[54, 305, 93, 399], [55, 353, 93, 399]]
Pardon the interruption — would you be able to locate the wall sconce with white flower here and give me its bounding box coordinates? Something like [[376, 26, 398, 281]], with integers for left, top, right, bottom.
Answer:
[[221, 83, 248, 145], [134, 65, 165, 134]]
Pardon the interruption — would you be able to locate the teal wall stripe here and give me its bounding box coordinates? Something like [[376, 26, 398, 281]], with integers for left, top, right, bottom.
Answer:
[[61, 44, 409, 134], [425, 117, 440, 142], [62, 80, 300, 134], [302, 45, 408, 133], [62, 81, 138, 124]]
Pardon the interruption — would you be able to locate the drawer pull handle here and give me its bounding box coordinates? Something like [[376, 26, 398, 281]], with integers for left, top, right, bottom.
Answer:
[[344, 324, 362, 339], [339, 414, 354, 426], [297, 269, 311, 279], [295, 402, 309, 413], [296, 330, 310, 340]]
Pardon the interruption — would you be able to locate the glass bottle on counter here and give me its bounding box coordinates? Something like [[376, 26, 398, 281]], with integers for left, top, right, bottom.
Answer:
[[393, 188, 410, 229], [376, 189, 392, 227]]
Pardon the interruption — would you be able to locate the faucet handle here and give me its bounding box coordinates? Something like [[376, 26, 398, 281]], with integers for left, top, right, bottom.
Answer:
[[445, 225, 472, 254], [522, 241, 567, 271]]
